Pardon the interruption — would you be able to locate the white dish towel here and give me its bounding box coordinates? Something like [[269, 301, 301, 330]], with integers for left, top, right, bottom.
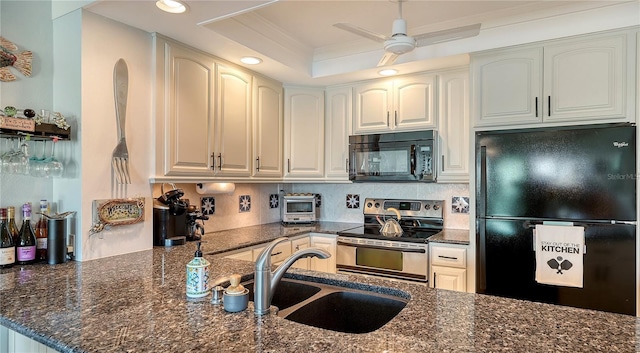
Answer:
[[534, 224, 585, 288]]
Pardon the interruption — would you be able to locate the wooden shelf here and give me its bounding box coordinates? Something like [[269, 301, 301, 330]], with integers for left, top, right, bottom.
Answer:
[[0, 121, 71, 140]]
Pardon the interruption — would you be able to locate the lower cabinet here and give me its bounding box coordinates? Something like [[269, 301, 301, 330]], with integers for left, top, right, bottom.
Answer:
[[1, 325, 60, 353], [221, 234, 337, 273], [429, 243, 468, 292]]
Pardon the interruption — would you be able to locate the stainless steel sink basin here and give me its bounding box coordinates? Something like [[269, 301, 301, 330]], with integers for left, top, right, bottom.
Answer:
[[243, 277, 408, 333]]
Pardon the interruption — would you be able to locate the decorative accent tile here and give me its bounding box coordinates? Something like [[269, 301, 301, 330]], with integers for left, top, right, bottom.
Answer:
[[314, 194, 322, 208], [346, 194, 360, 209], [269, 194, 279, 209], [452, 196, 469, 214], [239, 195, 251, 213], [200, 197, 215, 215]]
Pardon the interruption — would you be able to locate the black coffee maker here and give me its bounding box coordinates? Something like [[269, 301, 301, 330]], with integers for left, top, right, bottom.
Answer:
[[153, 183, 189, 246], [184, 204, 208, 242]]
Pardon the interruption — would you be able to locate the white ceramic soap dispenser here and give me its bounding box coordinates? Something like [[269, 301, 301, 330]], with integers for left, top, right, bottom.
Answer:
[[186, 242, 210, 298]]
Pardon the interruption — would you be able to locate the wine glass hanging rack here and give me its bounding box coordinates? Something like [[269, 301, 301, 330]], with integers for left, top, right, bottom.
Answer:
[[0, 121, 71, 140]]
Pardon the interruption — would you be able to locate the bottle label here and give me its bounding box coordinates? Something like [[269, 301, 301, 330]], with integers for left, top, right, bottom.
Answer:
[[0, 247, 15, 265], [17, 246, 36, 261], [36, 238, 47, 250]]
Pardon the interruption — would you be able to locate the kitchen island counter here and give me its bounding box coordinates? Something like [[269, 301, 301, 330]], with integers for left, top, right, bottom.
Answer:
[[0, 222, 637, 353]]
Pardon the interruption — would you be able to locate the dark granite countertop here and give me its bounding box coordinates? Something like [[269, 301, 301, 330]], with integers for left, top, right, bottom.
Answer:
[[428, 228, 470, 245], [0, 221, 637, 352]]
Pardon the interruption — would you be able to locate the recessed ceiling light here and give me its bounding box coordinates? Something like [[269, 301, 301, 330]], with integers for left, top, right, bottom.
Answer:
[[240, 56, 262, 65], [156, 0, 188, 14], [378, 69, 398, 76]]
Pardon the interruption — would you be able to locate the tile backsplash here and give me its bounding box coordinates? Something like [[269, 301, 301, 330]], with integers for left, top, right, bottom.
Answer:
[[152, 182, 470, 233]]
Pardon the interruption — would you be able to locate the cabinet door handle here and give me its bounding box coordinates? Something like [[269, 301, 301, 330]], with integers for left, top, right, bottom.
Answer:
[[438, 255, 458, 260], [535, 97, 538, 117], [346, 158, 349, 173], [256, 157, 260, 171], [218, 153, 222, 170], [287, 159, 291, 173], [386, 111, 390, 127], [548, 96, 551, 117], [441, 155, 445, 172], [433, 272, 436, 288], [211, 153, 216, 170]]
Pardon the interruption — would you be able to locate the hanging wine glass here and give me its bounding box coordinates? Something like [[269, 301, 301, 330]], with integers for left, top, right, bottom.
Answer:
[[29, 140, 47, 177], [9, 136, 30, 175], [0, 138, 16, 174], [45, 137, 64, 178]]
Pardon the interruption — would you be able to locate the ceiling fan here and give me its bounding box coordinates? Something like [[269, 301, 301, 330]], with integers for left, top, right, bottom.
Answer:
[[334, 0, 481, 66]]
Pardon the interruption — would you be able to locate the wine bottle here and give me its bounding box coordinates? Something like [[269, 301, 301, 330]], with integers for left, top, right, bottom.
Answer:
[[6, 206, 19, 246], [35, 200, 48, 262], [0, 208, 16, 268], [16, 203, 36, 265]]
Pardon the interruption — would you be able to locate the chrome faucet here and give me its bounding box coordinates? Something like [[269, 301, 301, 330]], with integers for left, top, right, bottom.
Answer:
[[253, 237, 331, 315]]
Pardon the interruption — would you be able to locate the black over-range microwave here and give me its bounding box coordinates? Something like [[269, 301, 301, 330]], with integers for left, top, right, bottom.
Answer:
[[348, 130, 436, 182]]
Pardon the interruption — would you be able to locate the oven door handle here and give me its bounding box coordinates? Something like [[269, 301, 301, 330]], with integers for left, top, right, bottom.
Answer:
[[338, 241, 426, 253]]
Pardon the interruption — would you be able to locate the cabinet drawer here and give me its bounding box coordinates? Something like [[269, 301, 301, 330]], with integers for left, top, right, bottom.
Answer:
[[431, 246, 466, 268], [253, 241, 291, 264]]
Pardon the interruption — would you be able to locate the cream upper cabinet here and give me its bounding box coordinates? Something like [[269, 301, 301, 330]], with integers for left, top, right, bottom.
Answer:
[[473, 30, 634, 127], [353, 73, 436, 134], [325, 86, 351, 180], [253, 76, 283, 178], [215, 64, 252, 177], [438, 69, 470, 183], [472, 47, 543, 126], [155, 36, 216, 177], [284, 87, 325, 178]]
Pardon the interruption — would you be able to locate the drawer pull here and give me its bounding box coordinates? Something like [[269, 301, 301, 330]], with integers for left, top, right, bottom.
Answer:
[[438, 255, 458, 260], [271, 251, 283, 257]]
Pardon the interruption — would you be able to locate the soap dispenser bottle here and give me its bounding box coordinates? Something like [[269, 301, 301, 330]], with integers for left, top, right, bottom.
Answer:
[[186, 242, 210, 298]]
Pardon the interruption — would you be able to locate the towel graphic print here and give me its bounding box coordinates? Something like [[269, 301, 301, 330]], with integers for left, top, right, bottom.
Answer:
[[547, 256, 573, 274], [535, 224, 584, 288]]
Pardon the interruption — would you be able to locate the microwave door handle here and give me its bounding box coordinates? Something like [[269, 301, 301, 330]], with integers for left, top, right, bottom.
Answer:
[[410, 144, 416, 176]]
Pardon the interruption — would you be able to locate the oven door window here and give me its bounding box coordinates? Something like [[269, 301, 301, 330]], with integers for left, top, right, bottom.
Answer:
[[356, 247, 403, 271], [286, 201, 313, 213]]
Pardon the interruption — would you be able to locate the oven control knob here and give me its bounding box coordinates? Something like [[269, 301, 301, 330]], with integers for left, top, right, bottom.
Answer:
[[424, 204, 431, 210], [433, 204, 440, 211], [366, 202, 373, 208], [374, 202, 380, 209]]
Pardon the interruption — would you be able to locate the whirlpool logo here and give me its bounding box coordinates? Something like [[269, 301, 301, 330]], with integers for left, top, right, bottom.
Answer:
[[613, 141, 629, 148]]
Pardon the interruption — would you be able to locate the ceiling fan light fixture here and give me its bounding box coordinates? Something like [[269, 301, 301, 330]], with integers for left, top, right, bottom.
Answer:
[[378, 69, 398, 76], [384, 36, 416, 55], [156, 0, 188, 14], [240, 56, 262, 65]]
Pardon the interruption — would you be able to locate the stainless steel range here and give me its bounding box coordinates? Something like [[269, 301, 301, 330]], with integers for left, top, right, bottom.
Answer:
[[337, 198, 444, 283]]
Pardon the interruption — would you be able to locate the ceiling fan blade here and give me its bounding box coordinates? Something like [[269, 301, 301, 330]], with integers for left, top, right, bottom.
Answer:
[[334, 23, 390, 43], [377, 52, 399, 67], [414, 23, 481, 47]]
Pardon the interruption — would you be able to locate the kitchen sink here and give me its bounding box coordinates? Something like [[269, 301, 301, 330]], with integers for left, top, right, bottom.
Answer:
[[283, 291, 407, 334], [243, 277, 408, 334], [244, 278, 322, 310]]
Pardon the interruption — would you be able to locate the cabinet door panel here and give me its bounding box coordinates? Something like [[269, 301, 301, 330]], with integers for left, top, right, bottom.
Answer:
[[432, 266, 466, 291], [353, 82, 392, 134], [438, 70, 469, 183], [164, 43, 216, 176], [544, 34, 627, 122], [217, 65, 252, 176], [394, 74, 436, 130], [325, 87, 351, 180], [473, 48, 543, 126], [284, 89, 324, 178], [310, 237, 336, 273], [253, 76, 283, 177]]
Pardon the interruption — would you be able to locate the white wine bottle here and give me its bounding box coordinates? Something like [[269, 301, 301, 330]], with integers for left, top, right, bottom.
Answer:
[[16, 203, 36, 265], [0, 208, 16, 268]]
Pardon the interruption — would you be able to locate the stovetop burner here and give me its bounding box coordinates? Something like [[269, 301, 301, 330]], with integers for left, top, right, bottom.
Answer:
[[338, 198, 445, 243]]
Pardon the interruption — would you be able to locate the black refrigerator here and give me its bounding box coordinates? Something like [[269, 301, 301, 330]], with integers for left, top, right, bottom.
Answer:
[[476, 124, 637, 315]]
